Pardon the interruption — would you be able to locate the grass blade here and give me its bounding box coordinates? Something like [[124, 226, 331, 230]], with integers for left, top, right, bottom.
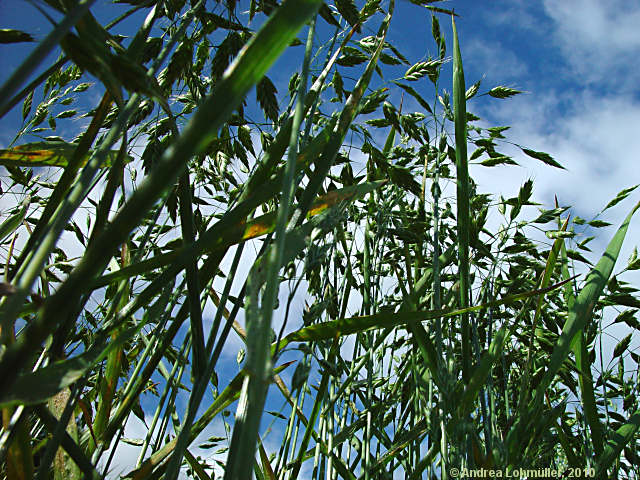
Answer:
[[531, 201, 640, 406], [596, 412, 640, 476], [452, 15, 472, 383]]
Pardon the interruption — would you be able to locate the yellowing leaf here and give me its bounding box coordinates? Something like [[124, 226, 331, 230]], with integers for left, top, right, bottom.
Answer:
[[0, 142, 132, 168]]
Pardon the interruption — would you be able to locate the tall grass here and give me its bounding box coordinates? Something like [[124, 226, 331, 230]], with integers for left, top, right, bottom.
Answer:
[[1, 1, 639, 479]]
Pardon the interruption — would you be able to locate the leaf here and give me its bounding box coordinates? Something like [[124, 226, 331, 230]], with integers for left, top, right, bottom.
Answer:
[[452, 15, 472, 383], [127, 362, 295, 479], [403, 59, 442, 82], [613, 333, 632, 359], [22, 90, 33, 121], [530, 201, 640, 413], [455, 319, 514, 419], [391, 81, 432, 114], [0, 141, 131, 168], [596, 412, 640, 476], [603, 184, 639, 212], [424, 5, 458, 16], [0, 324, 141, 407], [257, 76, 279, 123], [588, 219, 611, 228], [281, 279, 571, 345], [0, 200, 28, 243], [487, 85, 522, 98], [520, 147, 564, 169], [545, 230, 575, 239], [266, 410, 287, 420], [335, 0, 360, 28], [0, 29, 34, 43]]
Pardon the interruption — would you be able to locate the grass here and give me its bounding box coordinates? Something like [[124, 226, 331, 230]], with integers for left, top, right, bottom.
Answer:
[[0, 0, 639, 479]]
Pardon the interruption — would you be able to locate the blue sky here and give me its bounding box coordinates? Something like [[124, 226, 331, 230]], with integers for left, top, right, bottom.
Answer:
[[2, 0, 640, 477]]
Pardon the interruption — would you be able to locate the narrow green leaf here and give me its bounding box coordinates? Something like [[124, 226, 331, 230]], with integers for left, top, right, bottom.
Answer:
[[603, 184, 639, 212], [530, 201, 640, 412], [0, 141, 130, 168], [281, 278, 571, 345], [0, 201, 28, 243], [391, 81, 433, 114], [596, 412, 640, 476], [520, 147, 564, 169], [0, 29, 34, 43], [487, 85, 522, 98], [335, 0, 360, 28], [0, 0, 324, 397], [452, 14, 472, 383], [0, 324, 142, 407]]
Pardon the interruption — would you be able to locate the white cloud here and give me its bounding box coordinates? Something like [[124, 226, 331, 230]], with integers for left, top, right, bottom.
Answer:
[[542, 0, 640, 88]]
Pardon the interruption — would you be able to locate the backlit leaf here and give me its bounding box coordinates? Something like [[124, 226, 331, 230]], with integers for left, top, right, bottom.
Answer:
[[521, 147, 564, 169], [0, 29, 34, 43], [0, 141, 132, 168]]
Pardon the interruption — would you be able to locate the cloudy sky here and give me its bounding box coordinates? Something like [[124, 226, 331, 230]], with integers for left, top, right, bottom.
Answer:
[[1, 0, 640, 477]]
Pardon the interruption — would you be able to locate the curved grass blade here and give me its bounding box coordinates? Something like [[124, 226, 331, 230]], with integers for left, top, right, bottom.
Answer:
[[509, 200, 640, 459], [220, 17, 319, 480], [530, 201, 640, 408], [281, 277, 573, 345], [517, 216, 569, 409], [561, 237, 604, 456], [596, 412, 640, 476]]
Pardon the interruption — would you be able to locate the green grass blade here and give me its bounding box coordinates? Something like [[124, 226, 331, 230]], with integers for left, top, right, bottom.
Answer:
[[178, 172, 206, 380], [0, 141, 129, 168], [596, 412, 640, 476], [219, 17, 319, 480], [125, 361, 295, 479], [531, 201, 640, 407], [289, 340, 335, 479], [290, 1, 394, 227], [455, 319, 515, 419], [518, 216, 568, 409], [452, 15, 472, 383], [281, 278, 571, 345], [92, 180, 384, 293], [0, 200, 27, 244], [560, 235, 604, 456]]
